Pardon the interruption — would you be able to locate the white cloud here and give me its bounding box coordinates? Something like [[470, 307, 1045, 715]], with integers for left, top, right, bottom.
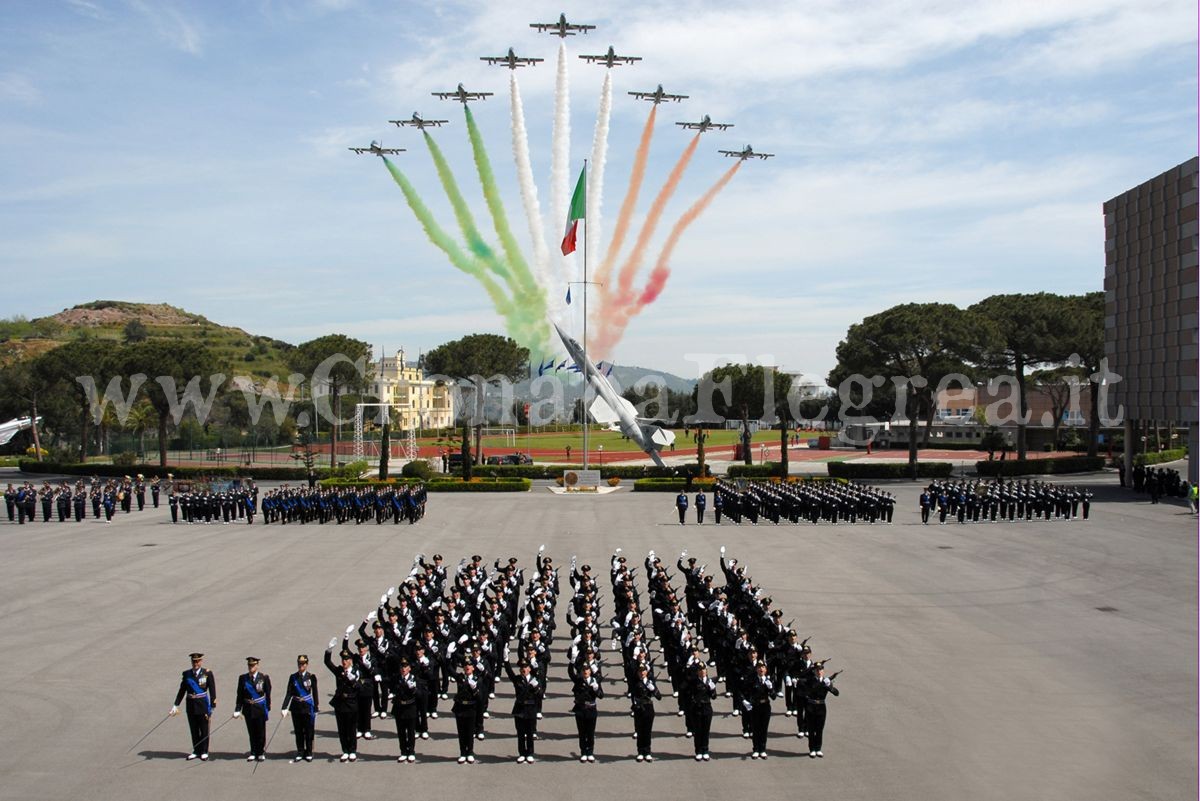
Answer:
[[0, 73, 39, 104], [66, 0, 108, 20], [126, 0, 203, 55]]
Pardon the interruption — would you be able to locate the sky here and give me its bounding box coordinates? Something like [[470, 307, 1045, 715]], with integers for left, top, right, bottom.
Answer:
[[0, 0, 1195, 382]]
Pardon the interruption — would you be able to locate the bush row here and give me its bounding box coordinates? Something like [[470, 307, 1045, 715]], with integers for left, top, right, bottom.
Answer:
[[726, 462, 785, 478], [632, 478, 719, 492], [19, 460, 330, 480], [319, 477, 531, 492], [1134, 448, 1187, 467], [425, 478, 531, 492], [466, 463, 711, 480], [975, 456, 1106, 476], [826, 461, 954, 479]]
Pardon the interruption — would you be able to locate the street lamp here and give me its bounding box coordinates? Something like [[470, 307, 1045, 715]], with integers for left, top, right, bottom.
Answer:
[[598, 444, 603, 466]]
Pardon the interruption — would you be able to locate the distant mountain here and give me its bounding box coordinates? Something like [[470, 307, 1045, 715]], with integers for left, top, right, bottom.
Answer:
[[1, 302, 698, 396]]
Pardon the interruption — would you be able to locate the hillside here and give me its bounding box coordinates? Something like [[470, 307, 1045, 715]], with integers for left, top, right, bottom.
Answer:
[[0, 301, 699, 395], [0, 301, 296, 379]]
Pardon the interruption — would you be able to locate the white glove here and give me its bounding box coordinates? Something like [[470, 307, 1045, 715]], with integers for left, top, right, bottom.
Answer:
[[615, 548, 622, 554], [281, 709, 290, 718], [720, 546, 726, 555], [681, 549, 687, 557], [380, 594, 388, 605], [169, 706, 178, 716], [345, 625, 354, 636], [539, 544, 545, 553], [327, 637, 337, 651], [367, 612, 377, 622], [388, 586, 396, 596], [233, 711, 241, 719]]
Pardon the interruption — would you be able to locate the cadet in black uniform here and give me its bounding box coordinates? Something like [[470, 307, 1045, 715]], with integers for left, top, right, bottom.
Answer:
[[695, 490, 707, 524], [571, 661, 603, 762], [805, 662, 840, 757], [675, 491, 688, 525], [685, 663, 717, 760], [747, 660, 776, 759], [234, 657, 271, 761], [324, 642, 364, 762], [505, 659, 545, 763], [281, 654, 318, 762], [170, 652, 216, 760], [630, 663, 662, 761], [390, 659, 421, 762], [451, 661, 483, 763]]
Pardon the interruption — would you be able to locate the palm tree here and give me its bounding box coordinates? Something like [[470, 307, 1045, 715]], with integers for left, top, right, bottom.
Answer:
[[124, 401, 156, 460]]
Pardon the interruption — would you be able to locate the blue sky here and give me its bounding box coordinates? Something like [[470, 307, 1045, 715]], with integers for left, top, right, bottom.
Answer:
[[0, 0, 1195, 381]]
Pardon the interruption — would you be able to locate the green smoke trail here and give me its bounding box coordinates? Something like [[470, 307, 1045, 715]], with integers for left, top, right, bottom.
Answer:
[[463, 106, 540, 300], [462, 106, 550, 356], [382, 156, 512, 317], [382, 156, 550, 358], [422, 132, 509, 282]]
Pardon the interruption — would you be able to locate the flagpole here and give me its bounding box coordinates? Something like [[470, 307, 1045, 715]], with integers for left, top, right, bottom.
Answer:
[[581, 158, 589, 473]]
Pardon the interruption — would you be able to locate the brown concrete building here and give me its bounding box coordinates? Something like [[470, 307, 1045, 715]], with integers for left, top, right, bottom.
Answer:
[[1103, 157, 1198, 482]]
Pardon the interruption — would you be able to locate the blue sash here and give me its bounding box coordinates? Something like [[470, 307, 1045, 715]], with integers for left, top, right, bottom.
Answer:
[[185, 675, 212, 716], [291, 676, 316, 720], [243, 677, 269, 720]]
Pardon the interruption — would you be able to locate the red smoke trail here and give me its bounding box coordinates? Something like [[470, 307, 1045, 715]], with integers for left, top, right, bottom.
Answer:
[[612, 133, 700, 304], [592, 160, 742, 357], [636, 161, 742, 308], [595, 104, 657, 302]]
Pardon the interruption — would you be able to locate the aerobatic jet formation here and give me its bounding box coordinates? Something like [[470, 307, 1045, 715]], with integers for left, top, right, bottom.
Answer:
[[481, 48, 544, 69], [389, 111, 449, 129], [432, 83, 494, 103], [719, 144, 774, 160], [530, 13, 595, 37], [348, 140, 405, 156], [676, 115, 734, 133], [629, 84, 688, 104], [579, 46, 641, 67]]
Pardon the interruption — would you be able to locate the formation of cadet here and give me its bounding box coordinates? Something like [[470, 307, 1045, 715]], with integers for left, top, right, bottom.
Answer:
[[1130, 465, 1185, 504], [4, 475, 160, 524], [649, 545, 840, 759], [168, 484, 428, 526], [918, 479, 1093, 525], [172, 484, 259, 524], [701, 479, 894, 525], [258, 486, 427, 526], [163, 546, 840, 763]]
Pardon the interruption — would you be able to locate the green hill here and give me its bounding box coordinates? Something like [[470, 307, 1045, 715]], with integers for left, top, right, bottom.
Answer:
[[0, 301, 295, 380]]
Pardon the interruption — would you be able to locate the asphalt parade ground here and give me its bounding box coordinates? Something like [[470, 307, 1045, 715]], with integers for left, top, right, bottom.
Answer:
[[0, 478, 1194, 801]]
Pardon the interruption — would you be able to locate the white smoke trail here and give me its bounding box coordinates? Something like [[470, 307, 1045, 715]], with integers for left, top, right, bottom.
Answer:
[[510, 71, 550, 294], [550, 40, 571, 318], [586, 69, 612, 284]]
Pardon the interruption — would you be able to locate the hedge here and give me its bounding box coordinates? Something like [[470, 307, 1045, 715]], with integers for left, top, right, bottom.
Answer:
[[726, 462, 785, 478], [468, 463, 711, 480], [632, 478, 718, 492], [426, 478, 530, 492], [827, 461, 954, 479], [19, 460, 331, 480], [320, 477, 531, 492], [975, 456, 1105, 476], [1134, 448, 1187, 467]]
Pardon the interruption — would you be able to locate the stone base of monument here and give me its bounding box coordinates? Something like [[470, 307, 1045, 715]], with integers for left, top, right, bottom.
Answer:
[[549, 469, 617, 494]]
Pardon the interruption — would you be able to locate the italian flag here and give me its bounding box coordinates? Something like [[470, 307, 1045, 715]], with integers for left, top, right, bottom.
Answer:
[[560, 165, 586, 256]]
